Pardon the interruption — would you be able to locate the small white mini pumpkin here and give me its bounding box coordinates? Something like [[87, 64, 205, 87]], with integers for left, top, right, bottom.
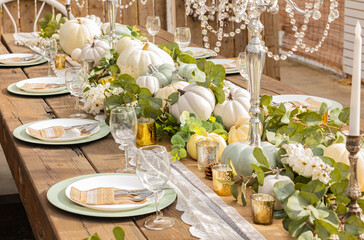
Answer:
[[258, 173, 294, 210], [117, 42, 174, 79], [81, 39, 110, 65], [136, 76, 160, 94], [59, 18, 101, 55], [71, 48, 82, 63], [169, 83, 216, 121], [214, 86, 250, 130], [115, 37, 143, 54], [156, 81, 189, 108]]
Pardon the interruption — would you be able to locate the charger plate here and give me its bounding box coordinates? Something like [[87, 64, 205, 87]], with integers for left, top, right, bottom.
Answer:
[[47, 173, 177, 217], [0, 53, 47, 67], [13, 119, 109, 145], [272, 94, 343, 111]]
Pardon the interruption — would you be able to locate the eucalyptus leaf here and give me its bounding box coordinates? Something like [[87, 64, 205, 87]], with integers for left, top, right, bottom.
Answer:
[[241, 184, 247, 206], [345, 215, 364, 235], [253, 147, 270, 168], [297, 230, 314, 240], [337, 232, 357, 240], [113, 227, 125, 240], [300, 180, 326, 205], [231, 184, 239, 199], [300, 112, 322, 126], [288, 216, 309, 238], [285, 191, 310, 221], [171, 134, 185, 147], [250, 164, 265, 186], [338, 107, 350, 124], [273, 180, 295, 202]]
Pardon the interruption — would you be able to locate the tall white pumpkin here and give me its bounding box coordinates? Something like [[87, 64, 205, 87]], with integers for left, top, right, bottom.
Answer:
[[59, 18, 101, 55], [116, 43, 174, 79]]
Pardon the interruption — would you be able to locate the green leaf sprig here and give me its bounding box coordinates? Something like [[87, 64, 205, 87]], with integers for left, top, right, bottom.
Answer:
[[88, 49, 120, 85], [158, 42, 196, 65], [83, 226, 125, 240], [104, 74, 163, 123], [39, 13, 68, 39], [169, 112, 227, 161]]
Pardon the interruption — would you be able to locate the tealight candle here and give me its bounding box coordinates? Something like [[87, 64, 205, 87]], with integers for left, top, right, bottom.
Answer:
[[212, 164, 232, 196], [250, 193, 275, 225], [196, 140, 219, 171], [54, 53, 66, 69], [136, 117, 156, 147]]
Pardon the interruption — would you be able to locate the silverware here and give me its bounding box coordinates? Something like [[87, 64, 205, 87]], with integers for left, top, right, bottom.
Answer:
[[114, 187, 172, 196], [24, 54, 39, 61], [114, 191, 154, 202], [45, 83, 66, 88], [64, 123, 98, 130]]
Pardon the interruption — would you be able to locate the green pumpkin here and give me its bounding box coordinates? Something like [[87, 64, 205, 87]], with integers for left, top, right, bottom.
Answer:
[[221, 141, 278, 177], [171, 64, 205, 83], [146, 64, 174, 88]]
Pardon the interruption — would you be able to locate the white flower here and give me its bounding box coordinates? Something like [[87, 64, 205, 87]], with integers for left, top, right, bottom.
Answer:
[[282, 143, 333, 184], [112, 87, 124, 95]]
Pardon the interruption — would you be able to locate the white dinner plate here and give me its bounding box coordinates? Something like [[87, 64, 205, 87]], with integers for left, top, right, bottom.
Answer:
[[25, 118, 100, 142], [65, 175, 163, 211], [0, 53, 42, 65], [208, 58, 239, 74], [272, 94, 343, 110], [184, 47, 217, 59], [16, 77, 66, 93]]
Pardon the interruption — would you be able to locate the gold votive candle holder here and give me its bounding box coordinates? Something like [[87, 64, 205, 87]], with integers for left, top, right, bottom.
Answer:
[[212, 164, 233, 196], [196, 140, 219, 172], [54, 53, 66, 69], [250, 193, 275, 225], [136, 117, 156, 147]]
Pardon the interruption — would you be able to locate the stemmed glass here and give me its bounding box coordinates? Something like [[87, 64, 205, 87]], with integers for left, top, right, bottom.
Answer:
[[146, 16, 161, 44], [65, 67, 88, 119], [174, 27, 191, 51], [40, 38, 57, 77], [110, 107, 138, 173], [238, 52, 250, 93], [136, 145, 174, 230]]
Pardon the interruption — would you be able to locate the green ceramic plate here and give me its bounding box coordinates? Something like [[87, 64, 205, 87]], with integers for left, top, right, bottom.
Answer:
[[0, 58, 47, 67], [47, 173, 177, 217], [7, 82, 69, 96], [13, 119, 110, 145]]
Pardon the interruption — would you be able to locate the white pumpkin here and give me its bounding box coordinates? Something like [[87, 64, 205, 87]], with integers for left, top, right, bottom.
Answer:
[[71, 48, 82, 63], [59, 18, 101, 55], [117, 43, 174, 79], [81, 39, 110, 66], [136, 76, 160, 94], [186, 133, 227, 160], [214, 86, 251, 130], [324, 143, 364, 191], [169, 83, 216, 121], [115, 37, 143, 54], [156, 81, 190, 108], [258, 174, 294, 210]]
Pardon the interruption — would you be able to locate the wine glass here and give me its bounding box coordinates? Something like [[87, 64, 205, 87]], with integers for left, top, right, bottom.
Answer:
[[174, 27, 191, 51], [136, 145, 174, 230], [65, 67, 88, 119], [238, 52, 250, 93], [146, 16, 161, 44], [40, 38, 57, 77], [110, 107, 138, 173]]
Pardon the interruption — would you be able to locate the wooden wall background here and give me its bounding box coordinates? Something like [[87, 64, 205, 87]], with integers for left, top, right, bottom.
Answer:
[[0, 0, 281, 79]]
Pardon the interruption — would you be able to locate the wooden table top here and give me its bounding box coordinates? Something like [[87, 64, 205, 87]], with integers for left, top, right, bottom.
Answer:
[[0, 29, 340, 240]]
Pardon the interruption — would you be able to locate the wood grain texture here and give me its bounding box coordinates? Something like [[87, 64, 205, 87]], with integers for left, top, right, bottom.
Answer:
[[2, 0, 18, 33]]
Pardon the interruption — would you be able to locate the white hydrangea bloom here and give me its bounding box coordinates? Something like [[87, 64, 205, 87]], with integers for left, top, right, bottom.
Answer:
[[282, 143, 334, 184]]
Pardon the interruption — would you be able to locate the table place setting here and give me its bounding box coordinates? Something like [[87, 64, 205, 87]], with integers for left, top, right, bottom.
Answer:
[[7, 76, 68, 96], [0, 53, 46, 67], [13, 118, 109, 145]]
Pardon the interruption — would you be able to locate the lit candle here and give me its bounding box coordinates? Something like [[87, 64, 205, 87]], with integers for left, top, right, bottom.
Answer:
[[349, 21, 362, 136], [66, 0, 71, 5]]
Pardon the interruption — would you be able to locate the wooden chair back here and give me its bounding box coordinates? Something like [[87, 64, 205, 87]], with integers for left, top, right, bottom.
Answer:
[[0, 0, 68, 33]]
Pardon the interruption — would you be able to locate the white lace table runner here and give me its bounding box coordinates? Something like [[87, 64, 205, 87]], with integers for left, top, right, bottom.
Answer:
[[169, 161, 265, 240]]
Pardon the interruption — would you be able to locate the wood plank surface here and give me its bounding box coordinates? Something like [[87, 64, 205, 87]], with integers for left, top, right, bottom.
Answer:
[[2, 1, 18, 33]]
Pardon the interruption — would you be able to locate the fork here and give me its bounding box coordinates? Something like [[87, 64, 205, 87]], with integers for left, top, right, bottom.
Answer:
[[114, 191, 153, 202]]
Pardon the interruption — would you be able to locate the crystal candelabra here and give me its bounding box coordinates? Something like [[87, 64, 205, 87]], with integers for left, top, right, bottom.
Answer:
[[184, 0, 339, 147]]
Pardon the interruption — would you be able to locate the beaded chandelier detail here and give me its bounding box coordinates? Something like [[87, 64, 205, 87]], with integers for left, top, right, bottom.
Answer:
[[185, 0, 340, 61]]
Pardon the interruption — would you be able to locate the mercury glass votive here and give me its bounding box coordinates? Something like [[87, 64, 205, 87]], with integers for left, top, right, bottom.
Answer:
[[212, 164, 233, 196], [55, 53, 66, 69], [136, 117, 156, 147], [196, 140, 219, 171], [250, 193, 275, 225]]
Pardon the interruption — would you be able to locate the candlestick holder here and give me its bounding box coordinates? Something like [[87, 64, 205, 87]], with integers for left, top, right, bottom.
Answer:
[[341, 132, 364, 239]]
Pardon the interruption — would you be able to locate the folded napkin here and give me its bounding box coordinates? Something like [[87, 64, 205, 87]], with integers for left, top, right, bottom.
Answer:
[[20, 83, 64, 91], [28, 126, 91, 140], [70, 187, 147, 205], [290, 97, 322, 109], [0, 56, 38, 64], [221, 59, 238, 69]]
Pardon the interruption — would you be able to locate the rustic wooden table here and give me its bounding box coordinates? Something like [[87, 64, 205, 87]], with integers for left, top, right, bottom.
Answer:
[[0, 30, 315, 240]]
